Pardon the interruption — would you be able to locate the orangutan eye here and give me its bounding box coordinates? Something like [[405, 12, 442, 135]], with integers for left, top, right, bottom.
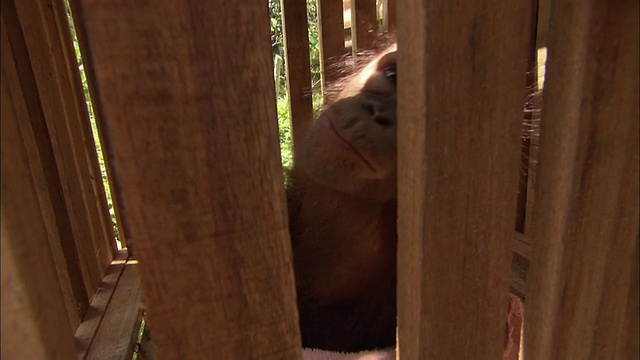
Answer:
[[383, 65, 396, 83]]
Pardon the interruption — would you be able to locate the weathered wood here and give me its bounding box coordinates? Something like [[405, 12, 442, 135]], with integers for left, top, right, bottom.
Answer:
[[274, 54, 284, 99], [1, 0, 91, 329], [512, 232, 533, 260], [385, 0, 396, 33], [50, 0, 119, 261], [523, 47, 549, 238], [85, 256, 143, 360], [350, 0, 378, 55], [515, 0, 540, 234], [510, 252, 529, 300], [1, 17, 77, 358], [624, 248, 640, 359], [516, 0, 549, 242], [524, 0, 552, 235], [67, 1, 129, 251], [536, 0, 551, 49], [281, 0, 314, 161], [12, 0, 118, 298], [73, 1, 302, 358], [74, 250, 129, 359], [523, 0, 639, 358], [397, 0, 532, 358], [317, 0, 346, 96]]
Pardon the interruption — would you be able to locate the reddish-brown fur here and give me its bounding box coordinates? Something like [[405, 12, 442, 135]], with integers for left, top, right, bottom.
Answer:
[[287, 47, 524, 354], [287, 49, 399, 352]]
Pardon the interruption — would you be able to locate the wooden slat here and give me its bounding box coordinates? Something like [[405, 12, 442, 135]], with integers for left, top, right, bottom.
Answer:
[[74, 250, 129, 359], [12, 0, 117, 295], [396, 0, 532, 358], [536, 0, 551, 49], [350, 0, 378, 55], [523, 73, 544, 236], [512, 232, 533, 260], [510, 252, 530, 300], [1, 1, 90, 329], [85, 256, 143, 360], [72, 1, 301, 358], [514, 0, 540, 234], [1, 19, 77, 358], [624, 247, 640, 359], [524, 0, 551, 238], [385, 0, 396, 33], [281, 0, 314, 161], [50, 0, 119, 261], [67, 2, 129, 251], [523, 0, 639, 358], [13, 0, 102, 293], [317, 0, 346, 96]]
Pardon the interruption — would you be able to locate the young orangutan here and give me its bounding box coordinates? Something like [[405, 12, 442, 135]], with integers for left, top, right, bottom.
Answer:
[[287, 45, 523, 357]]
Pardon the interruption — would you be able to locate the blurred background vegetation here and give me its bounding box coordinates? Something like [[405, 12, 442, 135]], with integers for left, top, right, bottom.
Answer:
[[65, 1, 323, 246], [270, 0, 323, 169]]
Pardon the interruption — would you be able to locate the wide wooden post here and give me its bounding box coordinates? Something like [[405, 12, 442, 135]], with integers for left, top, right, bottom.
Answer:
[[397, 0, 532, 358], [523, 0, 639, 358], [71, 1, 302, 358], [1, 14, 77, 358]]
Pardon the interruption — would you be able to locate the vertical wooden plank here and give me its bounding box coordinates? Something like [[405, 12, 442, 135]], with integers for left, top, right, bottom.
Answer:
[[12, 0, 117, 292], [622, 244, 640, 360], [536, 0, 551, 49], [52, 0, 119, 260], [317, 0, 346, 96], [514, 0, 540, 234], [350, 0, 377, 55], [1, 22, 77, 359], [1, 2, 90, 329], [523, 4, 551, 240], [386, 0, 396, 33], [72, 1, 302, 358], [67, 2, 129, 251], [397, 0, 531, 358], [281, 0, 314, 161], [523, 0, 639, 358]]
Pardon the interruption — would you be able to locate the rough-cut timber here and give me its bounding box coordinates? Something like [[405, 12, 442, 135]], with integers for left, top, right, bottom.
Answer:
[[396, 0, 532, 358], [1, 15, 77, 358], [523, 0, 639, 358], [74, 250, 132, 359], [1, 0, 93, 331], [317, 0, 346, 96], [72, 1, 302, 358], [281, 0, 314, 161], [84, 254, 143, 360], [385, 0, 396, 32], [350, 0, 378, 55], [12, 0, 117, 301]]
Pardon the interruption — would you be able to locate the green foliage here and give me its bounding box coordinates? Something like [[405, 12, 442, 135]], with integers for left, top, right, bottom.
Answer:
[[65, 0, 121, 247], [271, 0, 323, 170], [277, 97, 294, 169], [307, 0, 322, 100]]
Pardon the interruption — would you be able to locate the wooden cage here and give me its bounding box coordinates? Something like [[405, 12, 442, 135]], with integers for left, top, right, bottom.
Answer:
[[1, 0, 637, 359]]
